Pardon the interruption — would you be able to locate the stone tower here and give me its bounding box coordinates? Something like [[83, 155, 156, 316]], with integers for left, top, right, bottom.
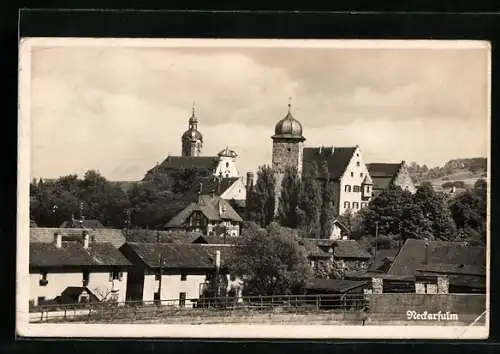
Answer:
[[181, 104, 203, 157], [271, 101, 306, 213]]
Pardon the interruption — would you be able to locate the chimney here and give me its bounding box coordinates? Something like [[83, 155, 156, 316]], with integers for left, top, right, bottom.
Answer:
[[215, 250, 221, 269], [424, 241, 430, 264], [82, 230, 90, 249], [54, 232, 62, 248]]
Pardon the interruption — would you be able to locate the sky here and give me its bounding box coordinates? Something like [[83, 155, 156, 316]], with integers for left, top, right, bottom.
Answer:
[[26, 39, 490, 182]]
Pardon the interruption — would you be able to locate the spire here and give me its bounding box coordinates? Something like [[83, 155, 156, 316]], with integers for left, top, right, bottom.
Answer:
[[192, 101, 196, 116], [288, 96, 292, 113]]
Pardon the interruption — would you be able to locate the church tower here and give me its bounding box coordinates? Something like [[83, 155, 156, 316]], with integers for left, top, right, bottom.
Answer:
[[181, 104, 203, 157], [272, 100, 306, 212]]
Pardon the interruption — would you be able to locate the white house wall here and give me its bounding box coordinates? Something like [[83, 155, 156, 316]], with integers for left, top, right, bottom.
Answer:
[[338, 146, 372, 215], [214, 156, 239, 178], [30, 270, 128, 305], [220, 178, 246, 201]]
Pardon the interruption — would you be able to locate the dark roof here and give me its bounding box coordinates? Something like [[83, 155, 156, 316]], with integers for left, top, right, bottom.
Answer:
[[121, 242, 234, 269], [125, 229, 203, 244], [30, 227, 126, 248], [416, 263, 485, 276], [303, 147, 357, 180], [344, 272, 415, 281], [30, 242, 132, 268], [387, 239, 485, 277], [334, 240, 372, 259], [371, 176, 393, 191], [305, 278, 368, 293], [368, 249, 399, 272], [165, 195, 243, 228], [298, 239, 331, 259], [60, 219, 105, 229], [184, 176, 241, 201], [57, 287, 99, 304], [447, 275, 486, 289], [192, 235, 238, 245], [366, 163, 402, 177], [157, 156, 219, 171]]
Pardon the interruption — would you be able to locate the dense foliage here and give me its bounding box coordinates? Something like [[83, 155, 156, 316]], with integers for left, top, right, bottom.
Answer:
[[228, 222, 312, 296], [246, 165, 276, 227]]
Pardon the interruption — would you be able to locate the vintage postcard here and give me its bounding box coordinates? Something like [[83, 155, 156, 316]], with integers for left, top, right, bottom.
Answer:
[[17, 38, 490, 339]]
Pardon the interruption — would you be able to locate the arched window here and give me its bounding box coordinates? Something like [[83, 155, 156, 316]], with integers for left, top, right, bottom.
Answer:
[[345, 185, 351, 192]]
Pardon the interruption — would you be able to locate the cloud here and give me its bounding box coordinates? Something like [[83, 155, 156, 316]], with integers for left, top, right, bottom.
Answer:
[[28, 43, 489, 181]]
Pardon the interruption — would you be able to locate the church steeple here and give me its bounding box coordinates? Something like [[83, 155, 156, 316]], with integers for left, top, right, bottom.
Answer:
[[182, 103, 203, 157]]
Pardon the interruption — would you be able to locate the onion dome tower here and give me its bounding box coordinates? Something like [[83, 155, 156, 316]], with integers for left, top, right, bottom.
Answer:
[[181, 103, 203, 157]]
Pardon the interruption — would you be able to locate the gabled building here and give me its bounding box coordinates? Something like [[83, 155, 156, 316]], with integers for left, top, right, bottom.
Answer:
[[165, 194, 244, 237], [366, 161, 416, 197], [185, 175, 247, 209], [29, 230, 131, 306], [302, 146, 373, 216], [119, 242, 236, 305]]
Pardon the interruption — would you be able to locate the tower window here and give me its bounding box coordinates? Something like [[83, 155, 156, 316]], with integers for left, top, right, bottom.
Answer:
[[287, 147, 291, 152], [360, 173, 363, 177], [226, 162, 229, 168]]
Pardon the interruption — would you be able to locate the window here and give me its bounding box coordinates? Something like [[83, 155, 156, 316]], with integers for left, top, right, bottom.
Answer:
[[82, 269, 89, 287], [39, 272, 48, 286], [367, 186, 371, 193], [356, 161, 360, 167], [109, 270, 123, 282], [344, 185, 351, 192], [360, 173, 364, 177], [353, 185, 361, 193], [226, 162, 229, 168], [287, 147, 291, 152], [350, 172, 354, 177], [180, 273, 187, 281], [344, 201, 350, 209], [179, 292, 186, 307], [353, 202, 359, 210]]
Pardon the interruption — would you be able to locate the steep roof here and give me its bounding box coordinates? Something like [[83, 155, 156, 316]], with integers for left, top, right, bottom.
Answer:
[[366, 163, 402, 177], [165, 195, 243, 228], [298, 239, 331, 259], [156, 156, 219, 171], [30, 242, 131, 268], [30, 227, 127, 248], [303, 147, 357, 180], [387, 239, 485, 277], [60, 219, 105, 229], [184, 176, 241, 202], [121, 242, 234, 269]]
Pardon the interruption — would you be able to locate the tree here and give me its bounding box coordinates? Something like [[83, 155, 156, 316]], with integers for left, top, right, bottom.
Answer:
[[313, 259, 344, 279], [413, 182, 456, 240], [319, 161, 336, 238], [298, 162, 322, 238], [228, 222, 312, 296], [247, 165, 276, 227], [277, 166, 302, 228]]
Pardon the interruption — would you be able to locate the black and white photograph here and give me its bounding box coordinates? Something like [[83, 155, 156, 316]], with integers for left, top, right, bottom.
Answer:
[[17, 38, 490, 339]]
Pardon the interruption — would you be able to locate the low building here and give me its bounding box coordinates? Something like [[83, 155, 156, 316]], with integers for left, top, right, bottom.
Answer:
[[377, 239, 485, 294], [366, 161, 416, 197], [30, 227, 126, 248], [119, 242, 236, 306], [29, 230, 131, 307], [165, 194, 244, 237]]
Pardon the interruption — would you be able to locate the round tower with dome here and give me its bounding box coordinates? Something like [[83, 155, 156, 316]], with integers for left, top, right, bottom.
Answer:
[[181, 104, 203, 157], [271, 99, 306, 214], [272, 99, 306, 176]]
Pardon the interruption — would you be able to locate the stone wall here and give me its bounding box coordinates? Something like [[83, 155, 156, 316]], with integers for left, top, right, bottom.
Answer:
[[272, 140, 303, 174]]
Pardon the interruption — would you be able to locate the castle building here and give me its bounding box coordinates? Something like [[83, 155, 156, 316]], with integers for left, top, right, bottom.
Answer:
[[271, 101, 373, 218], [366, 161, 416, 197]]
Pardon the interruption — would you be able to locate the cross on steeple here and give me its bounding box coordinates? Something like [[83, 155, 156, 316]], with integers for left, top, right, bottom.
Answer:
[[288, 96, 292, 112]]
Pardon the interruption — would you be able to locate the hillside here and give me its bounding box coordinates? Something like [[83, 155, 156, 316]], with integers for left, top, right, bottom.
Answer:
[[408, 158, 487, 191]]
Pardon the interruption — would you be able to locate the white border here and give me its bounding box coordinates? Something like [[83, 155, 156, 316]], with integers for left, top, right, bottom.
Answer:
[[17, 37, 491, 340]]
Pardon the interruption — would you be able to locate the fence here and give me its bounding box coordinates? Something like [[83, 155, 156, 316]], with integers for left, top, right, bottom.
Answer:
[[28, 293, 486, 325]]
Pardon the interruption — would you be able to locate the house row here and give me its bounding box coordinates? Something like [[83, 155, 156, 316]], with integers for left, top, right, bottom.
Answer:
[[28, 224, 376, 308]]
